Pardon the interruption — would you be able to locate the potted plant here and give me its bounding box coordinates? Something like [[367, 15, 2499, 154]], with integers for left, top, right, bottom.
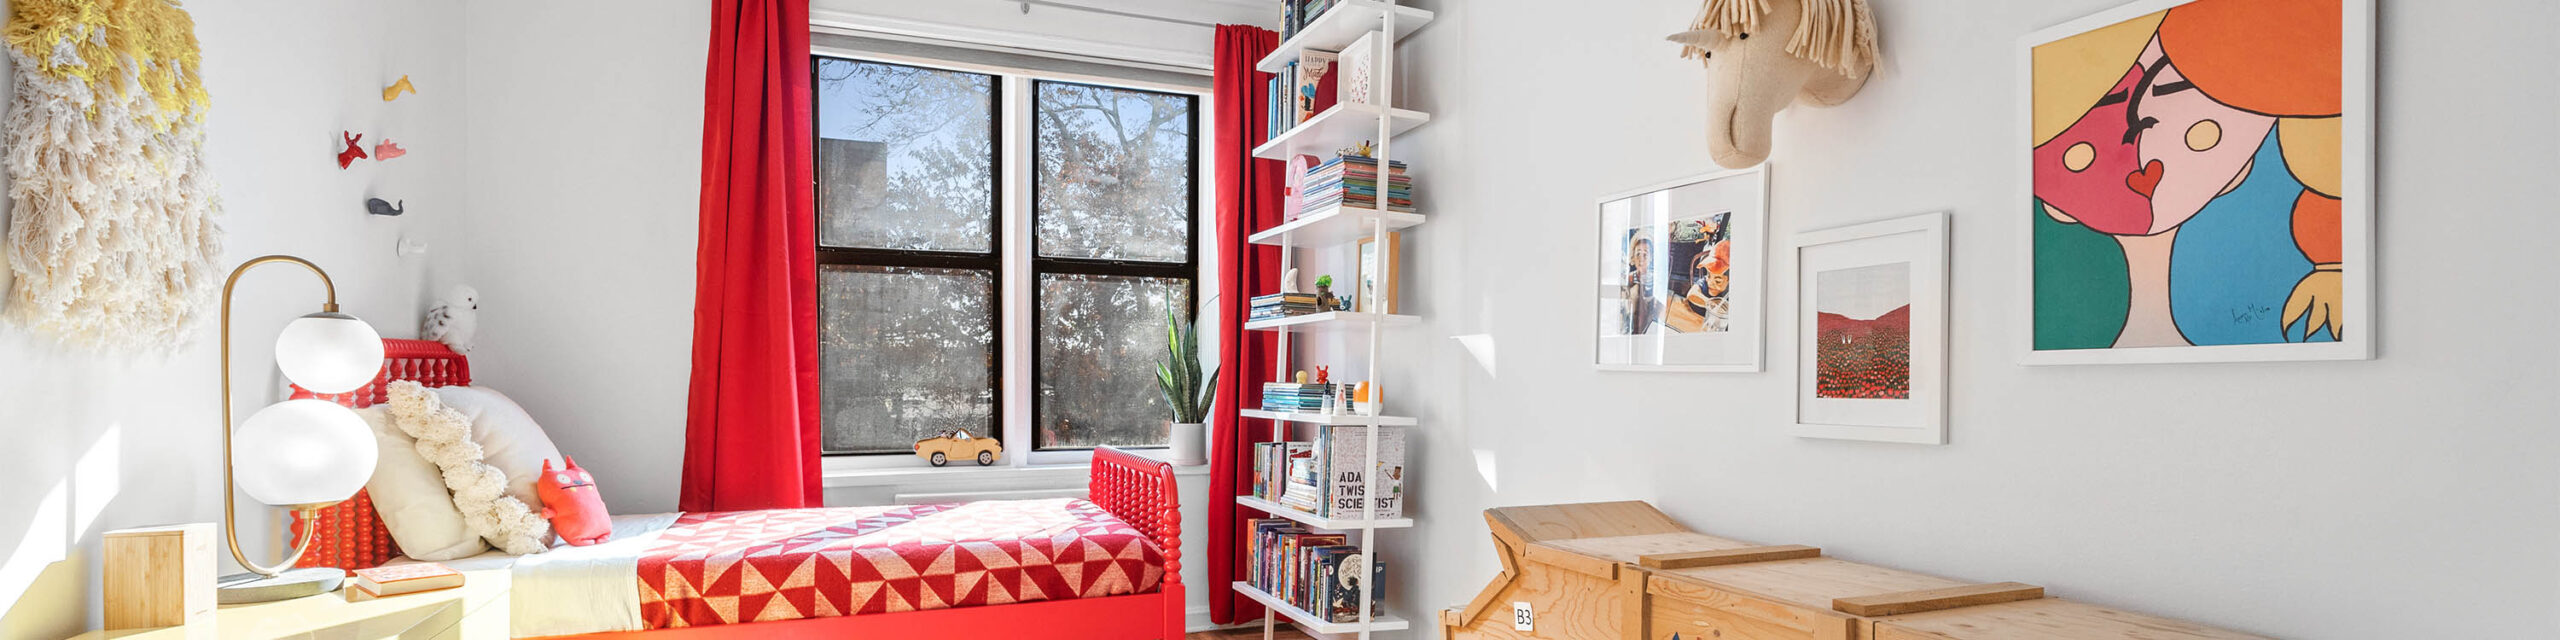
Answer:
[[1157, 300, 1218, 466]]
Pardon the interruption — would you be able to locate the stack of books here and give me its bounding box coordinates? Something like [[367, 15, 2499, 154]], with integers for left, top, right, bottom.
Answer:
[[345, 562, 464, 601], [1247, 518, 1386, 622], [1251, 292, 1325, 321], [1253, 441, 1314, 503], [1261, 382, 1334, 413], [1302, 155, 1414, 214], [1279, 0, 1339, 42], [1250, 426, 1408, 520]]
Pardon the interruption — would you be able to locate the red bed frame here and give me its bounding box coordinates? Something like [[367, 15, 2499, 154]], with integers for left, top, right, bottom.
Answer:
[[292, 339, 1186, 639]]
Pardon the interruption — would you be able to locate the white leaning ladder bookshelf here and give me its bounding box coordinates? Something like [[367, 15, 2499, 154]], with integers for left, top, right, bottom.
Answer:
[[1238, 1, 1432, 638]]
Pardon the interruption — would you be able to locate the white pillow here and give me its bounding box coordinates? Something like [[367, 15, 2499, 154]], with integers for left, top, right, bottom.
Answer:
[[433, 386, 564, 530], [355, 406, 490, 561]]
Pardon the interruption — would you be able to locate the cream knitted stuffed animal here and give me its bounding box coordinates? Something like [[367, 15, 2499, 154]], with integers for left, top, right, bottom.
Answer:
[[421, 285, 479, 353]]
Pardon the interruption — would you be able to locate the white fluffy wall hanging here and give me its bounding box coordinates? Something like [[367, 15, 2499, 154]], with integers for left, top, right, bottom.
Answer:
[[386, 380, 552, 555], [3, 0, 224, 351]]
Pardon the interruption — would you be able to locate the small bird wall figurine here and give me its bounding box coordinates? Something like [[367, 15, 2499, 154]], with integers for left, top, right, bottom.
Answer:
[[365, 198, 404, 216], [336, 132, 367, 169], [373, 139, 407, 160], [421, 284, 480, 353], [383, 74, 417, 102]]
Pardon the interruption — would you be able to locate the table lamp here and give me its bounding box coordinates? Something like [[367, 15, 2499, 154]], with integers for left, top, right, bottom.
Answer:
[[215, 256, 385, 603]]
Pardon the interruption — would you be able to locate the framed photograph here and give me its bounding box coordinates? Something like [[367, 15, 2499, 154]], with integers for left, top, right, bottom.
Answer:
[[2018, 0, 2374, 365], [1792, 212, 1948, 444], [1354, 232, 1400, 314], [1593, 166, 1768, 372]]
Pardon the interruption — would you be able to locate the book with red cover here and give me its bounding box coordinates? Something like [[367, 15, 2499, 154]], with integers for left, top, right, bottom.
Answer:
[[347, 562, 464, 599]]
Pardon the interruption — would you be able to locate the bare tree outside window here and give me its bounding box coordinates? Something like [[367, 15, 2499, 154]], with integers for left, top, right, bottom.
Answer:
[[819, 266, 997, 454], [1034, 81, 1194, 262], [1032, 80, 1197, 451], [816, 59, 996, 252]]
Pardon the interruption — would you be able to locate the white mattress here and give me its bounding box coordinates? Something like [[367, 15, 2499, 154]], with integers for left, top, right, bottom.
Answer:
[[391, 512, 683, 638]]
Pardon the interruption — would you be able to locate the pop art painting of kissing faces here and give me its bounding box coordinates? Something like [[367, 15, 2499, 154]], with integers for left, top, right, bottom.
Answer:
[[2023, 0, 2372, 364]]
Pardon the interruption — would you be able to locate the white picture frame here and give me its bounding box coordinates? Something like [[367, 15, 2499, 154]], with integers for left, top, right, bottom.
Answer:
[[1592, 165, 1769, 372], [2015, 0, 2375, 365], [1791, 212, 1949, 444]]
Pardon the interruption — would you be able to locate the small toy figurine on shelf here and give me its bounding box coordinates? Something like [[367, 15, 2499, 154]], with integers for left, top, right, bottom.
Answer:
[[1282, 267, 1303, 294], [1295, 370, 1311, 384], [1316, 275, 1342, 310], [1316, 366, 1331, 384], [1354, 381, 1375, 416], [1340, 140, 1376, 159], [336, 132, 368, 169], [383, 74, 418, 102]]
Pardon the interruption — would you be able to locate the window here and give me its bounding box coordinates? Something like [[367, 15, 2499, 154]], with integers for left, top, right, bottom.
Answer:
[[814, 58, 1002, 455], [813, 54, 1201, 461]]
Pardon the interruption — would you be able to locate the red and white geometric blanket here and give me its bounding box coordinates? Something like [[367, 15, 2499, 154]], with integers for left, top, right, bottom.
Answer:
[[637, 498, 1165, 629]]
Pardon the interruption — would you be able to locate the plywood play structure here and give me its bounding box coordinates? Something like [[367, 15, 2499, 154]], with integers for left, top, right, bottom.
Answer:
[[1441, 502, 2269, 640]]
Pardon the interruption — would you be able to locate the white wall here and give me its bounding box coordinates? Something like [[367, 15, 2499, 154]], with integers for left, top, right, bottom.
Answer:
[[457, 0, 709, 520], [0, 0, 470, 634], [1364, 1, 2560, 638]]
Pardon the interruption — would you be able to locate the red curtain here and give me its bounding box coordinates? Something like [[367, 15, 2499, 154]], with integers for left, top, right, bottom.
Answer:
[[680, 0, 822, 513], [1207, 24, 1285, 625]]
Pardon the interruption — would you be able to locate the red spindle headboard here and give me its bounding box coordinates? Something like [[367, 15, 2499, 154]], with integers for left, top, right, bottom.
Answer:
[[287, 338, 471, 571], [1088, 446, 1181, 589]]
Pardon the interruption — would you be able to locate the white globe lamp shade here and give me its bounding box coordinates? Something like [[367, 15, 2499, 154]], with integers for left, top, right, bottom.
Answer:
[[231, 399, 379, 508], [274, 312, 383, 394]]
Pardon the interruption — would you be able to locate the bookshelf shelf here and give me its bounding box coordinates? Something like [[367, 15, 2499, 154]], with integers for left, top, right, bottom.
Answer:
[[1240, 409, 1417, 426], [1252, 102, 1430, 161], [1232, 581, 1412, 634], [1254, 0, 1434, 74], [1243, 310, 1418, 332], [1237, 495, 1414, 530], [1251, 205, 1424, 248]]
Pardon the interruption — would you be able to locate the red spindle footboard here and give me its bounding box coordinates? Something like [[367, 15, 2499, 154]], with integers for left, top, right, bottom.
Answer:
[[285, 339, 472, 572], [1090, 446, 1184, 638]]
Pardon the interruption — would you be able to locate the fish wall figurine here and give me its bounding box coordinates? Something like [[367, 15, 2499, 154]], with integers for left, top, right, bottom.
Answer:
[[374, 139, 407, 160], [383, 74, 416, 102], [336, 132, 367, 169]]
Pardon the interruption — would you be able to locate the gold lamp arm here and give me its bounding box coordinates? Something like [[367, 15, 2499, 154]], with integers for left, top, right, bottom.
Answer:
[[219, 255, 343, 577]]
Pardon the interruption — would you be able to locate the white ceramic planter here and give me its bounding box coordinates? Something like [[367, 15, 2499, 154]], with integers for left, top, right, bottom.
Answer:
[[1167, 421, 1207, 466]]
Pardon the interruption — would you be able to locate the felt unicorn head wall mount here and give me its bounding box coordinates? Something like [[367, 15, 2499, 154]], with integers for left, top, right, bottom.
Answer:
[[1667, 0, 1881, 168]]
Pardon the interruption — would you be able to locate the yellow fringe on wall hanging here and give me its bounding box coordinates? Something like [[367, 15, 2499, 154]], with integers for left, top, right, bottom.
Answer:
[[3, 0, 221, 351]]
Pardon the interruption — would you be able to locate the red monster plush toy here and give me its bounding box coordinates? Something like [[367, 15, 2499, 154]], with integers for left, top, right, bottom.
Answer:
[[537, 457, 613, 546]]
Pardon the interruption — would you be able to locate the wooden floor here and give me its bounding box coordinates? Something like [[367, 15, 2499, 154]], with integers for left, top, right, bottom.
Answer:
[[1187, 625, 1316, 640]]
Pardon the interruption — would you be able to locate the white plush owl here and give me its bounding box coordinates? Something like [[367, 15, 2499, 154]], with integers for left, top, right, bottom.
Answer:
[[422, 284, 479, 353]]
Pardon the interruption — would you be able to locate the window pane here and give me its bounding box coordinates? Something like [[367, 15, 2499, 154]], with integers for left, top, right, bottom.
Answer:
[[820, 265, 996, 454], [816, 58, 996, 252], [1037, 273, 1191, 449], [1033, 81, 1194, 262]]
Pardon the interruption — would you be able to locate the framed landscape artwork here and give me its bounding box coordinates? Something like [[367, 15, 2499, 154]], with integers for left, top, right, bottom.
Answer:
[[2019, 0, 2374, 365], [1593, 166, 1767, 372], [1793, 212, 1947, 444]]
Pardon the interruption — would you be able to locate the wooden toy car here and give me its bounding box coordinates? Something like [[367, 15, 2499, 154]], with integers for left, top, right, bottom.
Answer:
[[914, 429, 1002, 466]]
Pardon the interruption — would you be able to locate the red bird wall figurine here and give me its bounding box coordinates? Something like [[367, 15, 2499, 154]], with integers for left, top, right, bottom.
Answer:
[[374, 139, 408, 160], [336, 132, 368, 169]]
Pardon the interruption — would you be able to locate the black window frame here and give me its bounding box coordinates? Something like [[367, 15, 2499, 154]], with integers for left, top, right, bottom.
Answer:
[[1027, 78, 1202, 453], [809, 55, 1006, 456]]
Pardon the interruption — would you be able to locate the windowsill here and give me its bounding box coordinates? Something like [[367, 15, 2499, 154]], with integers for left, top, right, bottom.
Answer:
[[822, 457, 1210, 488]]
